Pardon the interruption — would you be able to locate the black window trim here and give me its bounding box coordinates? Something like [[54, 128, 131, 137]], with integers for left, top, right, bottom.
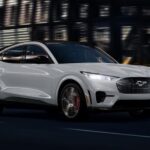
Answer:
[[0, 45, 27, 64], [25, 44, 54, 64], [0, 43, 54, 64]]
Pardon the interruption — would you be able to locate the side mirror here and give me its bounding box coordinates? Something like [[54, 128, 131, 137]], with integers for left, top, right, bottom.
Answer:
[[37, 55, 50, 64]]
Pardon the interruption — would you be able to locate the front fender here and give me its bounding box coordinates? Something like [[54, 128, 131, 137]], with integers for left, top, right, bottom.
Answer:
[[55, 75, 92, 107]]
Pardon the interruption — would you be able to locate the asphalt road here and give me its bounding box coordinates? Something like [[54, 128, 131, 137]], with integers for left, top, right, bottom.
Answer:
[[0, 108, 150, 150]]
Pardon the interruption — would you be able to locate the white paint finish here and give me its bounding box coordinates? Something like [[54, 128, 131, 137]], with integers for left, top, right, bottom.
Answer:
[[2, 87, 51, 100], [0, 41, 150, 109], [0, 63, 53, 103]]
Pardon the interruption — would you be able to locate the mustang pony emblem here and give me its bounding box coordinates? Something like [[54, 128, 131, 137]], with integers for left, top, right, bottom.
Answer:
[[135, 81, 148, 87]]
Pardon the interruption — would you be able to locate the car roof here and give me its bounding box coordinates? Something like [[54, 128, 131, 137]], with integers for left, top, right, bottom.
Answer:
[[0, 41, 86, 49], [0, 44, 16, 51], [44, 41, 86, 45]]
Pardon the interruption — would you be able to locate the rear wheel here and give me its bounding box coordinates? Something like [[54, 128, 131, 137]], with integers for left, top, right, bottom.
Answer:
[[58, 83, 87, 120]]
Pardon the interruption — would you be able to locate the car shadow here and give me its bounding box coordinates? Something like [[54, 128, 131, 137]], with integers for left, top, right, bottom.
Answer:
[[1, 108, 150, 124]]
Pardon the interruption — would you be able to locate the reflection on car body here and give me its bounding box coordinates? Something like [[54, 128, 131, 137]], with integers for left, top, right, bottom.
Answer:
[[0, 41, 150, 120]]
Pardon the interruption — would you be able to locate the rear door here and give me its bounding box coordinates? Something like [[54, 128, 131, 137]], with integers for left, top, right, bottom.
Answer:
[[0, 45, 27, 100], [0, 44, 54, 104], [22, 44, 54, 103]]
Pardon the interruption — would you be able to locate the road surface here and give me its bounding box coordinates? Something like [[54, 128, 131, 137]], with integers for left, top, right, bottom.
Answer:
[[0, 108, 150, 150]]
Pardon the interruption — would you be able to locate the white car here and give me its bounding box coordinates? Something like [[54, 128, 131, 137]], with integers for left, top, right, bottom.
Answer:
[[0, 41, 150, 119]]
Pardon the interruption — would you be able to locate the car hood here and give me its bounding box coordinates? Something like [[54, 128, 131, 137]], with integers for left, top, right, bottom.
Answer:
[[56, 63, 150, 78]]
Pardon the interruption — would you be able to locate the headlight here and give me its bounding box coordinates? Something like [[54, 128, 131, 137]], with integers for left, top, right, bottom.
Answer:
[[81, 71, 118, 81]]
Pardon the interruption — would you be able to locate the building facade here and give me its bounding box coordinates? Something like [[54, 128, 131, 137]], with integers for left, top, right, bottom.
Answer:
[[0, 0, 150, 64]]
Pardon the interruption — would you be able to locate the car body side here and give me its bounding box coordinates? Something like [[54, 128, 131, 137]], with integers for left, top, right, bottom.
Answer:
[[0, 42, 92, 108], [0, 41, 150, 112]]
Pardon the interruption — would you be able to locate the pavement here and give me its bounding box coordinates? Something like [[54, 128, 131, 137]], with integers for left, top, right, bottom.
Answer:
[[0, 108, 150, 150]]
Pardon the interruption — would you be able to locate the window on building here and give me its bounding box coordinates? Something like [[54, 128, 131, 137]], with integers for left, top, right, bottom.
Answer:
[[80, 3, 88, 18], [0, 28, 31, 47], [122, 26, 137, 51], [32, 26, 49, 41], [61, 2, 68, 19], [122, 26, 132, 41], [121, 26, 142, 64], [0, 28, 30, 48], [35, 0, 50, 23], [142, 7, 150, 16], [0, 30, 3, 48], [0, 7, 3, 27], [142, 27, 150, 65], [54, 25, 68, 41], [0, 0, 3, 6], [19, 0, 33, 25], [5, 0, 17, 26], [93, 26, 110, 50], [121, 6, 137, 16], [2, 29, 16, 47], [16, 28, 30, 43], [75, 22, 87, 42], [143, 27, 150, 45], [99, 5, 110, 17]]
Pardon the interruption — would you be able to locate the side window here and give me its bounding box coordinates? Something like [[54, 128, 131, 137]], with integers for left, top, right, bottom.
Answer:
[[2, 46, 26, 63], [26, 45, 52, 64]]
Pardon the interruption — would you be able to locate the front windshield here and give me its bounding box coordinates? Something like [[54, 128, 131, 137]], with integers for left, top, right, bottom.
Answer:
[[47, 43, 117, 64]]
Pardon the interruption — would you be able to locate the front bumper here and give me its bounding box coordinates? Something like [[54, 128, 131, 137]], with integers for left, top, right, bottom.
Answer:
[[87, 78, 150, 110], [112, 100, 150, 110]]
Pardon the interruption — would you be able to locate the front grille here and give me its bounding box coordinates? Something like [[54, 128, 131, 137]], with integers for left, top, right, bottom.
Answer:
[[117, 77, 150, 94]]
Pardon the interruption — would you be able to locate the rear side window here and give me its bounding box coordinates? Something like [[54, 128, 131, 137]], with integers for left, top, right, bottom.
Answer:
[[26, 45, 52, 64], [1, 45, 26, 63]]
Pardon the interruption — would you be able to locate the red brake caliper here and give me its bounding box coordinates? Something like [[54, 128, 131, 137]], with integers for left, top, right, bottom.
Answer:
[[74, 96, 80, 109]]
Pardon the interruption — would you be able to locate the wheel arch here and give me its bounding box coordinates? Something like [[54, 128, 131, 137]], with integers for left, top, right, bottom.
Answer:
[[56, 76, 91, 107]]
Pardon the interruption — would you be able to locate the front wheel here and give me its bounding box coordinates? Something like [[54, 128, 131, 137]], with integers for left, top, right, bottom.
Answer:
[[58, 83, 87, 120]]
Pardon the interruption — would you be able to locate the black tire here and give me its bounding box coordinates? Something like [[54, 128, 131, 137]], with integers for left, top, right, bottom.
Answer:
[[58, 83, 87, 120]]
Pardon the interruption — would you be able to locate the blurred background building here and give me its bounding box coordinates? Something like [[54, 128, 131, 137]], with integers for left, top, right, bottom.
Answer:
[[0, 0, 149, 65]]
